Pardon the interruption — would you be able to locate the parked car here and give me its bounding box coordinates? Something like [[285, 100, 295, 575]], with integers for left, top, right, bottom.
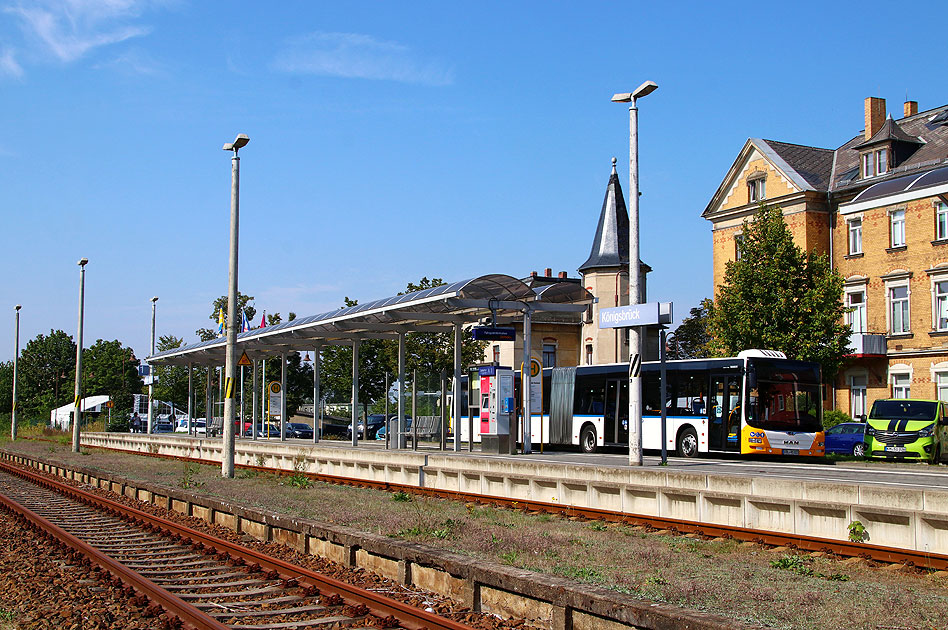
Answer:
[[286, 422, 314, 439], [256, 423, 282, 438], [173, 417, 207, 436], [318, 415, 350, 439], [151, 419, 174, 434], [347, 414, 390, 440], [824, 422, 866, 456], [375, 417, 412, 440], [864, 399, 947, 462]]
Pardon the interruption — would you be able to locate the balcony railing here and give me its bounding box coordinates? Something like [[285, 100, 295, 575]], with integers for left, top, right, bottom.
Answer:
[[846, 333, 887, 357]]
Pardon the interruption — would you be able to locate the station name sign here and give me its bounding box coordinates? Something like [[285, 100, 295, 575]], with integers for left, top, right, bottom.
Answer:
[[472, 326, 517, 341], [599, 302, 672, 328]]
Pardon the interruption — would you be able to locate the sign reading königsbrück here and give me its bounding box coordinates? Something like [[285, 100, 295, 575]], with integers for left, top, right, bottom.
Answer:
[[599, 302, 661, 328]]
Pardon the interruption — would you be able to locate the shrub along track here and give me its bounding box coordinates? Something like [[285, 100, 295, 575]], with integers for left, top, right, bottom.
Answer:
[[0, 461, 485, 630]]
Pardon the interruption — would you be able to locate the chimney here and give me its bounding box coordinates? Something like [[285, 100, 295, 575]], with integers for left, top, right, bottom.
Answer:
[[865, 97, 886, 140], [544, 267, 552, 277], [558, 271, 567, 279], [904, 100, 918, 117], [530, 271, 537, 278]]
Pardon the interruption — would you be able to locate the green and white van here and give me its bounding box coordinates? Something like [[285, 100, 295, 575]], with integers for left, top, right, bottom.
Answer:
[[864, 399, 948, 463]]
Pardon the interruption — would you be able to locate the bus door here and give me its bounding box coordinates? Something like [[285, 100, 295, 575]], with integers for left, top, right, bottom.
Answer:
[[710, 374, 740, 451], [604, 379, 629, 444]]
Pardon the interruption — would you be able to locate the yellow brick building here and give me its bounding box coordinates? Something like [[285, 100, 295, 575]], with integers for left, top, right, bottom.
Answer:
[[704, 97, 948, 417]]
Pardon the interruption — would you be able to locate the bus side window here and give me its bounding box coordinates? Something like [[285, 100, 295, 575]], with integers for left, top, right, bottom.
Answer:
[[643, 372, 661, 414], [574, 375, 604, 415]]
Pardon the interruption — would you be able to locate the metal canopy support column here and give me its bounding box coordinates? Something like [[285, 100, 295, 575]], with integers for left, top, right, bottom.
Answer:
[[251, 359, 258, 441], [453, 322, 462, 452], [397, 333, 405, 450], [351, 339, 360, 447], [313, 346, 320, 443], [280, 353, 287, 442], [206, 368, 212, 438], [522, 307, 532, 454], [187, 362, 193, 435]]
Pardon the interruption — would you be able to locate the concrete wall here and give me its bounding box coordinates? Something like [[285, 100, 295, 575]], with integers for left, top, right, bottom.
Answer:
[[79, 433, 948, 556]]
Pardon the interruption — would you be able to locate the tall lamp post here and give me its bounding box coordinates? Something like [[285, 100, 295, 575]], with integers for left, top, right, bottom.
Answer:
[[72, 258, 88, 453], [11, 304, 21, 441], [612, 80, 657, 467], [222, 133, 249, 479], [147, 296, 158, 434]]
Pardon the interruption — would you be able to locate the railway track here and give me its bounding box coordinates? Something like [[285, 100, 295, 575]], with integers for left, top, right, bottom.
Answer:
[[0, 462, 478, 630]]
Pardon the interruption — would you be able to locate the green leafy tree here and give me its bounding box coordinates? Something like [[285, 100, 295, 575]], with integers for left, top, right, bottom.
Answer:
[[320, 299, 388, 420], [152, 335, 189, 412], [16, 330, 76, 421], [196, 291, 257, 341], [82, 339, 143, 414], [667, 299, 713, 359], [708, 204, 851, 379], [0, 360, 13, 417]]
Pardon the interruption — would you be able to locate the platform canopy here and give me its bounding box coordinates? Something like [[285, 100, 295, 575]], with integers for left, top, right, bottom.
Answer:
[[148, 274, 592, 366]]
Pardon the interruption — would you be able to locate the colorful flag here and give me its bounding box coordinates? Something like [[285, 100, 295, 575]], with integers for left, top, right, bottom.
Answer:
[[258, 310, 266, 328], [216, 308, 225, 337], [241, 310, 251, 333]]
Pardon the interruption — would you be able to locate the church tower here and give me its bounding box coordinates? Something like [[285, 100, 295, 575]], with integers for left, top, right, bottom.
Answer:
[[579, 158, 649, 365]]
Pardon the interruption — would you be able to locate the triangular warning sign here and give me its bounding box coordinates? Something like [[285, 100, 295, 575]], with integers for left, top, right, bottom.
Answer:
[[237, 351, 252, 367]]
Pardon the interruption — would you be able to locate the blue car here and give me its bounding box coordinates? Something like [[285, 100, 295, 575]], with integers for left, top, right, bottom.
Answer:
[[824, 422, 866, 456]]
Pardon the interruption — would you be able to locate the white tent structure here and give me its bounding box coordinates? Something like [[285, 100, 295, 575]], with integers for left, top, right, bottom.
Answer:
[[50, 395, 110, 430]]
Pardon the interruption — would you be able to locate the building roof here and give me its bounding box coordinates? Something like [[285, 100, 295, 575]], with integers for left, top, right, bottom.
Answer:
[[579, 159, 631, 272], [760, 140, 835, 192], [852, 116, 923, 150]]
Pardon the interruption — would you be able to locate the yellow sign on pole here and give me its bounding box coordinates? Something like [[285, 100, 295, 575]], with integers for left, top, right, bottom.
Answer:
[[237, 351, 252, 367]]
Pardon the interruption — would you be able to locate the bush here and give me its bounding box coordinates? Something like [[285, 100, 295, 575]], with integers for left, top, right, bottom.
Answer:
[[108, 418, 130, 432], [823, 408, 852, 429]]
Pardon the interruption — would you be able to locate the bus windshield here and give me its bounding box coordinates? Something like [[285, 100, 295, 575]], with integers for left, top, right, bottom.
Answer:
[[745, 359, 822, 432]]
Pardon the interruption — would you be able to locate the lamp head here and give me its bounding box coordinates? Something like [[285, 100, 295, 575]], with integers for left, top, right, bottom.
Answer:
[[223, 134, 250, 151], [151, 296, 159, 303], [78, 257, 88, 267], [612, 81, 658, 103], [15, 304, 21, 311]]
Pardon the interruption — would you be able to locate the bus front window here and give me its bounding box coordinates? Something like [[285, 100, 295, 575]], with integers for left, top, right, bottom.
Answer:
[[746, 359, 822, 433]]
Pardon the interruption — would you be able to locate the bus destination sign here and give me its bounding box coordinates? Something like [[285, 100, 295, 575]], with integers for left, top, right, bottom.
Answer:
[[472, 326, 517, 341]]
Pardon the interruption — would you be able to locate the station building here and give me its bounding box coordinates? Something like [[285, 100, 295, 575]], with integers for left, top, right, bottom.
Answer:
[[485, 160, 656, 370], [703, 96, 948, 417]]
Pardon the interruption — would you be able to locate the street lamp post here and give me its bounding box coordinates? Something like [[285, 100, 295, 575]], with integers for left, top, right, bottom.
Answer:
[[147, 296, 158, 434], [222, 133, 249, 479], [11, 304, 21, 440], [72, 258, 88, 453], [612, 80, 657, 467]]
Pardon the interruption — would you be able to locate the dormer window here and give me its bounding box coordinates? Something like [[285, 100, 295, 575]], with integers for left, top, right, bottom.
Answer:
[[747, 172, 766, 203], [862, 148, 888, 178]]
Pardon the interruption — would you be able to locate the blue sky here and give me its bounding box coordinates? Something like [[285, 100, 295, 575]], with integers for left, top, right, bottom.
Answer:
[[2, 0, 947, 362]]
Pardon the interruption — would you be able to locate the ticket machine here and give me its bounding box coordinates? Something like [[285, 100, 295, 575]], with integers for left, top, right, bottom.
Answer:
[[479, 365, 515, 453]]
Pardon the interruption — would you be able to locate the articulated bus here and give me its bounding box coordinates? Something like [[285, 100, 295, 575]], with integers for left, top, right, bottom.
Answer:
[[458, 349, 824, 458]]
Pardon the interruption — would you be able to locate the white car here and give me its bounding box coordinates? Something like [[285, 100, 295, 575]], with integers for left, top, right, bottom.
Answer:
[[174, 417, 207, 436]]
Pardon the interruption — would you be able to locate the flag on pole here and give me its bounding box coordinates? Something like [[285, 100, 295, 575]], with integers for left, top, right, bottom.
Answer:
[[241, 310, 251, 333], [216, 308, 225, 337], [258, 310, 266, 328]]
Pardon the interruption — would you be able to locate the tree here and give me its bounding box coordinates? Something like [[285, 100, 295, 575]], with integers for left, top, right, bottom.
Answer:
[[667, 299, 713, 359], [82, 339, 143, 414], [708, 204, 851, 379], [152, 335, 189, 412], [16, 330, 76, 421], [196, 291, 256, 341]]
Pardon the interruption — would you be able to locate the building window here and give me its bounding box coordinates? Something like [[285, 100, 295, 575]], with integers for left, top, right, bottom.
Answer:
[[585, 344, 593, 365], [846, 290, 867, 333], [937, 202, 948, 241], [492, 345, 500, 364], [850, 375, 867, 419], [889, 285, 910, 334], [936, 281, 948, 331], [734, 233, 745, 261], [890, 209, 906, 248], [892, 373, 911, 398], [542, 343, 557, 368], [747, 179, 765, 203], [937, 373, 948, 402], [848, 218, 862, 255], [862, 149, 888, 178]]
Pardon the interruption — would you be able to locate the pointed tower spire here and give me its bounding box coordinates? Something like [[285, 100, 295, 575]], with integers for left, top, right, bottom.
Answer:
[[579, 157, 630, 273]]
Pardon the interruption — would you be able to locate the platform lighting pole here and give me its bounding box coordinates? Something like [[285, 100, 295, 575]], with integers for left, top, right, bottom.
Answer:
[[72, 258, 88, 453], [11, 304, 21, 441], [147, 296, 158, 435], [612, 80, 657, 467], [221, 133, 249, 478]]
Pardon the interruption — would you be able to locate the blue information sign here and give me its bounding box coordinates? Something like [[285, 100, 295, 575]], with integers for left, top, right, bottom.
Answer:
[[472, 326, 517, 341]]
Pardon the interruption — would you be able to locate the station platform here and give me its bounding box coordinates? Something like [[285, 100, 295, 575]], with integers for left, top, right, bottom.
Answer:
[[81, 432, 948, 556]]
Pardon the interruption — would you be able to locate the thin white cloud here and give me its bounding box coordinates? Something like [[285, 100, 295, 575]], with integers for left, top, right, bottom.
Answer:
[[93, 48, 162, 75], [272, 32, 453, 86], [6, 0, 149, 64], [0, 48, 23, 77]]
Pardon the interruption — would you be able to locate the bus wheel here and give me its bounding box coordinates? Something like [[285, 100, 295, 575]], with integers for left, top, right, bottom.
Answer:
[[676, 428, 698, 458], [580, 425, 597, 453]]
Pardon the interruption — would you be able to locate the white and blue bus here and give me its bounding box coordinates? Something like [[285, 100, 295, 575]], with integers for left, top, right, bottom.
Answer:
[[458, 350, 824, 458]]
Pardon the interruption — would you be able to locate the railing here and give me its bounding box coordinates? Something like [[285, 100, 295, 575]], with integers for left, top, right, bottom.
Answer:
[[847, 333, 887, 356]]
